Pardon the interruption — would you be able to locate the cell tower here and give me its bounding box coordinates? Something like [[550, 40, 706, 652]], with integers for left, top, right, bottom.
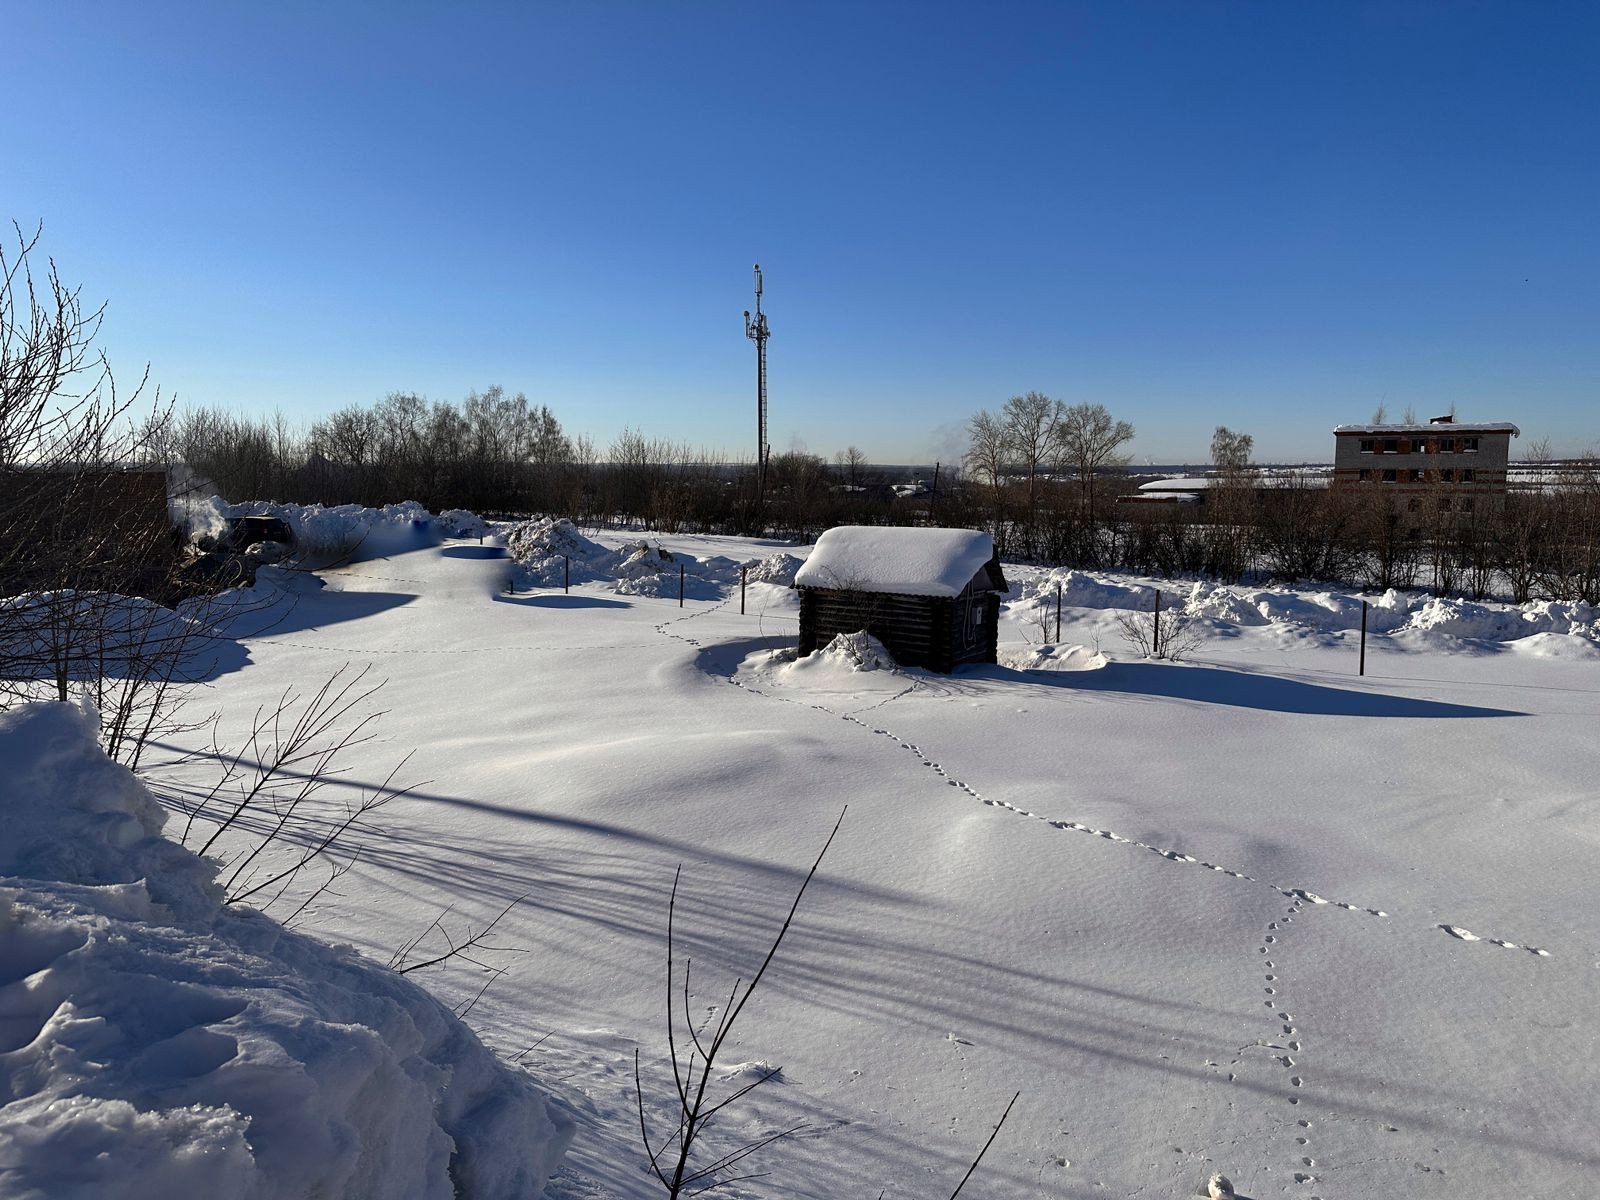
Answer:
[[743, 263, 770, 500]]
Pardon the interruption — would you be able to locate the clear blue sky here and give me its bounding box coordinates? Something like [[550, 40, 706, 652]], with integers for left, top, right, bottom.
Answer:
[[8, 1, 1598, 464]]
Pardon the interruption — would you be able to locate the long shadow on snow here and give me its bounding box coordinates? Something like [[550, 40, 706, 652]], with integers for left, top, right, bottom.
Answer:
[[493, 593, 632, 610], [953, 661, 1524, 718], [439, 544, 507, 559], [694, 636, 1522, 717]]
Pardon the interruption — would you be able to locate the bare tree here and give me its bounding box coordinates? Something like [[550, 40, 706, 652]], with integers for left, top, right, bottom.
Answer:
[[1054, 402, 1135, 524], [1002, 391, 1062, 520]]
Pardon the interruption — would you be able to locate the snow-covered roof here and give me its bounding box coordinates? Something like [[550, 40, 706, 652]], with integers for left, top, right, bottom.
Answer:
[[1128, 490, 1201, 503], [1333, 422, 1521, 436], [1138, 477, 1214, 491], [795, 526, 997, 597]]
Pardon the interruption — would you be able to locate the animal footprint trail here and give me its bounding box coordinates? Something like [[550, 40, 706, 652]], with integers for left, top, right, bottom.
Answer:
[[1438, 924, 1550, 957], [1256, 897, 1323, 1192], [712, 640, 1560, 971]]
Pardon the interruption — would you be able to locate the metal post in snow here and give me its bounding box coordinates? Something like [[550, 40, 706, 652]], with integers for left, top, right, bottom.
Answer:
[[564, 556, 570, 594], [741, 565, 747, 614], [679, 563, 685, 607], [1153, 589, 1162, 658], [1360, 599, 1368, 676], [1055, 582, 1062, 643]]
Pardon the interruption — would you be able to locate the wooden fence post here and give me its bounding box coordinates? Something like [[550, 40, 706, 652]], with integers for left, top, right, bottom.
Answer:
[[741, 565, 747, 614], [1055, 582, 1062, 643], [679, 563, 685, 607], [1153, 589, 1162, 658], [1360, 599, 1368, 676], [564, 555, 570, 594]]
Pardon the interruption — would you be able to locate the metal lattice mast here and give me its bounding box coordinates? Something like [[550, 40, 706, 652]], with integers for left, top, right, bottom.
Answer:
[[743, 263, 770, 501]]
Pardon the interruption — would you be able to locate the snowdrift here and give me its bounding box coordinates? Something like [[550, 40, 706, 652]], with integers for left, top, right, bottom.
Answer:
[[0, 702, 572, 1200], [504, 517, 742, 599], [786, 631, 898, 676], [1019, 569, 1600, 649], [189, 499, 488, 562]]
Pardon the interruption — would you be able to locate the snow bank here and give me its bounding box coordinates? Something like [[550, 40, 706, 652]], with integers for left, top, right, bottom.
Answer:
[[789, 631, 898, 675], [192, 498, 445, 562], [0, 590, 238, 687], [435, 509, 490, 539], [743, 552, 804, 587], [505, 518, 740, 599], [0, 702, 573, 1200], [999, 644, 1108, 672], [1015, 569, 1600, 649]]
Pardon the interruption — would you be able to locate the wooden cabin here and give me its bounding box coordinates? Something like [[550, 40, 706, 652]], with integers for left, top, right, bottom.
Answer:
[[794, 526, 1008, 673]]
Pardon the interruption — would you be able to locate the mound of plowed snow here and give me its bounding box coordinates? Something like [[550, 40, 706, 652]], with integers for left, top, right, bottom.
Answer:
[[0, 702, 572, 1200]]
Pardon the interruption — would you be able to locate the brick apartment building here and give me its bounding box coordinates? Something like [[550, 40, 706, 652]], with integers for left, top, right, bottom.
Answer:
[[1331, 415, 1519, 518]]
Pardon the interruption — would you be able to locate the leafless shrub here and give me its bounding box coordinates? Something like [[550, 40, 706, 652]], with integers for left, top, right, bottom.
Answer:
[[164, 665, 411, 916], [636, 810, 1019, 1198], [1116, 597, 1204, 662]]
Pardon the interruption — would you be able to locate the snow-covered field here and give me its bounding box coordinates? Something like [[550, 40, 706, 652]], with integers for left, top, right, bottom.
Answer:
[[23, 517, 1600, 1198]]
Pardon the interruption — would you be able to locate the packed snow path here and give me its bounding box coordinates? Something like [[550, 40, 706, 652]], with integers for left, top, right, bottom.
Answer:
[[166, 535, 1600, 1200]]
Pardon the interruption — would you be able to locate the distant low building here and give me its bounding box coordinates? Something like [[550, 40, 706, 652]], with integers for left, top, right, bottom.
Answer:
[[1331, 415, 1519, 518]]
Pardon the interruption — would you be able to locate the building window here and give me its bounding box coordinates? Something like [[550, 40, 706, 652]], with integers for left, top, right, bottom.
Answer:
[[1383, 439, 1399, 453], [1359, 438, 1375, 453], [1358, 468, 1373, 481], [1461, 468, 1475, 482], [1440, 468, 1455, 482], [1462, 497, 1475, 512], [1407, 496, 1420, 511], [1410, 468, 1425, 482], [1382, 469, 1397, 483], [1440, 437, 1456, 452], [1463, 436, 1479, 452], [1440, 497, 1453, 512]]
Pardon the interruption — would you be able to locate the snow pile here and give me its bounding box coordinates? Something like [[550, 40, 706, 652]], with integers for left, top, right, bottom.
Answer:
[[797, 631, 897, 673], [201, 499, 442, 562], [1020, 569, 1600, 650], [0, 591, 228, 685], [795, 527, 995, 597], [504, 519, 739, 598], [504, 517, 614, 587], [744, 552, 803, 586], [0, 702, 573, 1200], [999, 643, 1108, 672], [1025, 569, 1154, 612], [435, 509, 490, 539]]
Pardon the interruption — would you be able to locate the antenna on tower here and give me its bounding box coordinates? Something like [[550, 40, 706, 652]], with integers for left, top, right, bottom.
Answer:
[[743, 263, 770, 504]]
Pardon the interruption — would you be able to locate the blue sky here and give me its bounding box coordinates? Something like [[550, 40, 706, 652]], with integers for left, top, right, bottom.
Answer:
[[7, 1, 1598, 464]]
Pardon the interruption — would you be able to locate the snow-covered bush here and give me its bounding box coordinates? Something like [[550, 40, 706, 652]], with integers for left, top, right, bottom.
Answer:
[[0, 701, 573, 1199]]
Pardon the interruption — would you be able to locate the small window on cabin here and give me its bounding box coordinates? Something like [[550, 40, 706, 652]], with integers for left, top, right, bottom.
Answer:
[[1463, 436, 1479, 452], [1440, 437, 1456, 452], [1461, 468, 1475, 482], [1382, 469, 1397, 483], [971, 606, 983, 624], [1383, 439, 1399, 453], [1359, 439, 1375, 453]]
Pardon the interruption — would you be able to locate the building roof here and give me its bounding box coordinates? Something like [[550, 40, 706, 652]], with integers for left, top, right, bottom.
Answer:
[[1333, 422, 1521, 436], [795, 526, 998, 597]]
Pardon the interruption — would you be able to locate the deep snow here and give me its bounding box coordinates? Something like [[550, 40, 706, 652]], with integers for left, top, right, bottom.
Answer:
[[0, 701, 573, 1199], [51, 522, 1600, 1199]]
